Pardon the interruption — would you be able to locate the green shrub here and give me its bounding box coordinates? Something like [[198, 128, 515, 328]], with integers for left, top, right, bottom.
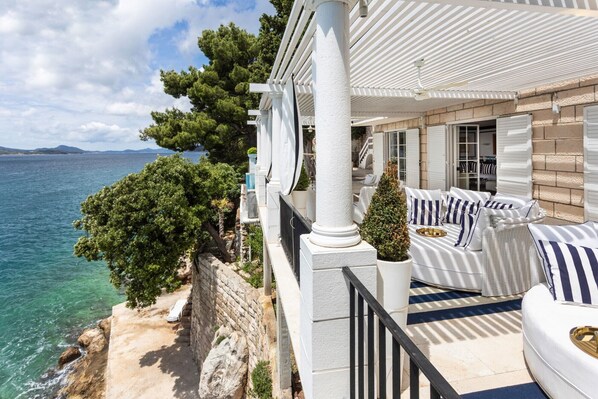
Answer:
[[360, 173, 410, 262], [247, 147, 257, 155], [215, 334, 228, 346], [247, 224, 263, 263], [249, 361, 273, 399], [294, 164, 310, 191]]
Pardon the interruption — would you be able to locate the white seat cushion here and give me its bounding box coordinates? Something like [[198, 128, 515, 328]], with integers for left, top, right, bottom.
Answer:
[[449, 187, 491, 203], [409, 224, 484, 292], [523, 283, 598, 399]]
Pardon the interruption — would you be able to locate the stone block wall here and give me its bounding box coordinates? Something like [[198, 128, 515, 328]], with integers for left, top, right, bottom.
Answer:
[[372, 74, 598, 222], [191, 254, 277, 391]]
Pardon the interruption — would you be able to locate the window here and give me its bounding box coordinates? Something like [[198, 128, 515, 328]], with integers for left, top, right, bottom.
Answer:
[[386, 131, 407, 182]]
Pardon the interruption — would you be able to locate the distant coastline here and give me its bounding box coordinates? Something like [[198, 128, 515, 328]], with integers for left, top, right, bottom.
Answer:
[[0, 145, 204, 156]]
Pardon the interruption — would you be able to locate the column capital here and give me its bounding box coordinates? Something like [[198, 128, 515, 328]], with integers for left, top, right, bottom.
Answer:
[[306, 0, 349, 11]]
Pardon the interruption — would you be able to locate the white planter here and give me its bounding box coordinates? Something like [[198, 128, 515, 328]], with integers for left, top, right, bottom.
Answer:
[[291, 190, 308, 210], [376, 255, 412, 395], [306, 187, 316, 221]]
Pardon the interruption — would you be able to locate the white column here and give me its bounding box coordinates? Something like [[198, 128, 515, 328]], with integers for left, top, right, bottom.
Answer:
[[299, 2, 378, 399], [309, 0, 360, 249], [257, 110, 270, 206], [266, 94, 283, 243]]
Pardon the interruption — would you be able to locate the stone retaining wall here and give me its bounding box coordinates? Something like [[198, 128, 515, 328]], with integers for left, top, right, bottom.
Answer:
[[190, 254, 278, 392]]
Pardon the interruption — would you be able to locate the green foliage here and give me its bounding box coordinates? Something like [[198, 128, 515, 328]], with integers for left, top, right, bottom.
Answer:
[[247, 224, 263, 262], [247, 147, 257, 155], [140, 2, 292, 170], [294, 164, 310, 191], [73, 155, 240, 308], [360, 173, 410, 262], [248, 361, 273, 399], [241, 261, 263, 289], [215, 334, 228, 346], [351, 126, 367, 140]]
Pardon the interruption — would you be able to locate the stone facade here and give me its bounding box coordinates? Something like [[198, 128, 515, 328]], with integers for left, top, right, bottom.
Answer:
[[373, 74, 598, 222], [191, 254, 278, 393]]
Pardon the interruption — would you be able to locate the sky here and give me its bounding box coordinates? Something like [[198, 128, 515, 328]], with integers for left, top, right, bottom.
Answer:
[[0, 0, 274, 151]]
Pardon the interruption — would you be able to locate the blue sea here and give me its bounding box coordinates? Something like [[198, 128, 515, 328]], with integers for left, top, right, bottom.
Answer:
[[0, 152, 202, 399]]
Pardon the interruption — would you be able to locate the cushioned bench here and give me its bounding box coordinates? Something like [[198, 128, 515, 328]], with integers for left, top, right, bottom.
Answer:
[[523, 283, 598, 399]]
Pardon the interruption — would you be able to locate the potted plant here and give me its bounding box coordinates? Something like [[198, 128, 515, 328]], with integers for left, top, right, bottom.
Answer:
[[360, 169, 411, 392], [291, 164, 310, 210], [360, 171, 411, 314], [247, 147, 257, 174]]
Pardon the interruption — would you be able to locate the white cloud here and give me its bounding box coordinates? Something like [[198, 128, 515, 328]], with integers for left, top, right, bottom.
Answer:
[[0, 0, 274, 150]]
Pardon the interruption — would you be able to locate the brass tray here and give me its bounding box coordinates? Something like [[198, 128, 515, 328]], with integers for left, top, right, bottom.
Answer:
[[570, 326, 598, 359], [416, 227, 447, 238]]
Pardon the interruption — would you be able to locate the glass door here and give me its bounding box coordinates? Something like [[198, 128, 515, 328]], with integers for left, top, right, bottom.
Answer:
[[456, 125, 480, 191]]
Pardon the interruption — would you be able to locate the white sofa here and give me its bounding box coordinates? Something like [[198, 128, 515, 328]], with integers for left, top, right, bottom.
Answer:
[[523, 283, 598, 399], [408, 190, 545, 296], [522, 236, 598, 399]]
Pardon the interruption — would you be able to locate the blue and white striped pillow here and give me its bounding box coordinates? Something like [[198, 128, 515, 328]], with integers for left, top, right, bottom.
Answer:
[[538, 240, 598, 305], [484, 200, 514, 210], [455, 212, 477, 248], [410, 198, 442, 226], [529, 222, 598, 293], [445, 196, 479, 224]]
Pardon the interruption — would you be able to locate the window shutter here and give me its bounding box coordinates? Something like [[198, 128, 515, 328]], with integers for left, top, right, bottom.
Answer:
[[405, 128, 420, 188], [496, 115, 532, 197], [584, 105, 598, 221], [372, 132, 385, 177], [427, 125, 447, 190]]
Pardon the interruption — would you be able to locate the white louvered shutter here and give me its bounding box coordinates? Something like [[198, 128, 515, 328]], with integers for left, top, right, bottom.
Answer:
[[372, 132, 385, 177], [584, 106, 598, 221], [405, 128, 420, 188], [427, 125, 447, 190], [496, 115, 532, 197]]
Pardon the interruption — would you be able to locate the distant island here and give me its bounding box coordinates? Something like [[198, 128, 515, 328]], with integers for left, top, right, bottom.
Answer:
[[0, 145, 204, 155]]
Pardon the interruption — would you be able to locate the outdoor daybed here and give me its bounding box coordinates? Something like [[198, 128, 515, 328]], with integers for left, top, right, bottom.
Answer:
[[522, 223, 598, 399], [406, 187, 545, 296]]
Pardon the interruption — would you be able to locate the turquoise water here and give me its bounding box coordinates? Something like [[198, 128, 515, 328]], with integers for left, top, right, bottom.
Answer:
[[0, 152, 202, 398]]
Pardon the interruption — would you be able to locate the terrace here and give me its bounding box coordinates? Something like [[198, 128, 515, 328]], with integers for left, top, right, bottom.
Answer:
[[245, 1, 598, 398]]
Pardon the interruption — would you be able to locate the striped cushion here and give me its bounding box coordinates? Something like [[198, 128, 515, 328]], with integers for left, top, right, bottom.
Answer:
[[410, 198, 442, 226], [538, 240, 598, 305], [455, 212, 477, 248], [444, 195, 479, 224], [484, 200, 514, 209], [528, 222, 598, 293]]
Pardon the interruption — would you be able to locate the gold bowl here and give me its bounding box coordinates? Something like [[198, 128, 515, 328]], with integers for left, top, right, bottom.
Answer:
[[570, 326, 598, 359], [415, 227, 447, 238]]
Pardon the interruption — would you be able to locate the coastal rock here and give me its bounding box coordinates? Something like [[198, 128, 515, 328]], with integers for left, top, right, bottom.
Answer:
[[198, 331, 248, 399], [77, 328, 107, 354], [98, 317, 112, 340], [58, 346, 81, 368], [211, 325, 232, 347]]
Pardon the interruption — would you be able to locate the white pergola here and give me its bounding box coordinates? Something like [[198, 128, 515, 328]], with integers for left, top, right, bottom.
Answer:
[[250, 1, 598, 397]]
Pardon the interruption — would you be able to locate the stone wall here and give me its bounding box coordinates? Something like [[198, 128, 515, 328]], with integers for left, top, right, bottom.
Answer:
[[191, 254, 278, 392], [373, 74, 598, 222]]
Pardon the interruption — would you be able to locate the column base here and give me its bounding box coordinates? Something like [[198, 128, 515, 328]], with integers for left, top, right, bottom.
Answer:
[[309, 222, 361, 248]]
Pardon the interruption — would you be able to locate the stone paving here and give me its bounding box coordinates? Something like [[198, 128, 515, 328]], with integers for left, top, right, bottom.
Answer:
[[105, 286, 199, 399]]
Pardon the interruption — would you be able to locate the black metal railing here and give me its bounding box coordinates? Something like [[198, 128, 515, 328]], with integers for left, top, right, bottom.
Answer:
[[279, 194, 312, 285], [343, 267, 461, 399]]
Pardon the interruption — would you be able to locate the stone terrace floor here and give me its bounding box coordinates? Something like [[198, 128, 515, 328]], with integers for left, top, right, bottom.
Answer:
[[400, 281, 548, 399]]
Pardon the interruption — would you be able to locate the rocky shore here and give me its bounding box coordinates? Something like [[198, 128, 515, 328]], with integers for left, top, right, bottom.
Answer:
[[53, 317, 112, 399]]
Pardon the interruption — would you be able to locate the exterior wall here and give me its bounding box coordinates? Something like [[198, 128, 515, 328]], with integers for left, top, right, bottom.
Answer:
[[191, 254, 278, 392], [373, 74, 598, 222]]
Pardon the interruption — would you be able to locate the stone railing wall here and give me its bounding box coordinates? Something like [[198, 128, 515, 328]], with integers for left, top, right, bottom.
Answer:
[[190, 254, 278, 392]]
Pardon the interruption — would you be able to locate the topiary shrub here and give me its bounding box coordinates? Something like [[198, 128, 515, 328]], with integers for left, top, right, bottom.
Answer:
[[294, 164, 310, 191], [248, 360, 272, 399], [360, 172, 410, 262], [247, 147, 257, 155]]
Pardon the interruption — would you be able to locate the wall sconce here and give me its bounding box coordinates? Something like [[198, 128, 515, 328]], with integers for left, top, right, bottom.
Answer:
[[359, 0, 368, 17]]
